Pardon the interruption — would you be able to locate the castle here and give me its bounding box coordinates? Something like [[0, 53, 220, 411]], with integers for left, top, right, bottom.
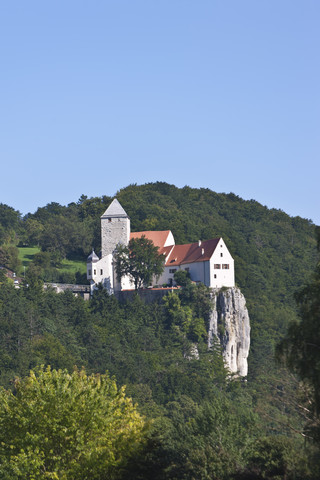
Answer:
[[87, 199, 235, 294]]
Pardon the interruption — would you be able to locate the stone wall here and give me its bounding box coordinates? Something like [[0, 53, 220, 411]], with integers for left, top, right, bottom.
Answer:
[[101, 217, 130, 257], [44, 283, 90, 300]]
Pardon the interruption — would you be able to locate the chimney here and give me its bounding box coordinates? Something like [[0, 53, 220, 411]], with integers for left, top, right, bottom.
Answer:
[[201, 248, 204, 256], [198, 240, 201, 247]]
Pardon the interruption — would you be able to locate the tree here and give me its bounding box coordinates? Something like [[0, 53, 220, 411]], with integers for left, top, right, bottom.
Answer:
[[0, 245, 21, 273], [0, 204, 21, 244], [244, 436, 310, 480], [114, 236, 164, 290], [173, 269, 191, 287], [0, 366, 146, 479], [277, 227, 320, 439]]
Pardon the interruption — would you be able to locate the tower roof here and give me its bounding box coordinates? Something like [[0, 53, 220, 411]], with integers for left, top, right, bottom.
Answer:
[[101, 199, 129, 219], [87, 250, 99, 263]]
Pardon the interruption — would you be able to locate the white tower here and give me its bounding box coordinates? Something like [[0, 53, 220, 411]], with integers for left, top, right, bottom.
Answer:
[[86, 199, 131, 294], [101, 199, 130, 257]]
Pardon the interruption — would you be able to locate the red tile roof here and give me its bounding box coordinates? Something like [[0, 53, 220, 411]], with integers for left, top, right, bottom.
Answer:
[[129, 231, 221, 266], [130, 230, 173, 249], [165, 238, 221, 266], [159, 245, 175, 258]]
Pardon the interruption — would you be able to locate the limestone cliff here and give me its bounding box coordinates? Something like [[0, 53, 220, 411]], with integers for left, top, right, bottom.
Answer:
[[208, 287, 250, 377]]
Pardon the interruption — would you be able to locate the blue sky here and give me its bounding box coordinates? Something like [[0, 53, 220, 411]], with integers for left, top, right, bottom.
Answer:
[[1, 1, 319, 224]]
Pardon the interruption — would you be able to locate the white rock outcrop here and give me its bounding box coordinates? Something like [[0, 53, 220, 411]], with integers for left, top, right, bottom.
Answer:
[[208, 287, 250, 377]]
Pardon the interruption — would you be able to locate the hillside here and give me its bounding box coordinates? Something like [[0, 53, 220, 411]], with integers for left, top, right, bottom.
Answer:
[[1, 181, 318, 355], [0, 183, 319, 478], [1, 183, 318, 366]]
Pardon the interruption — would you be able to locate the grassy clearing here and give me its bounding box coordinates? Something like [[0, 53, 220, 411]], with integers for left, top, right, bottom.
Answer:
[[60, 258, 87, 275], [18, 247, 41, 266], [18, 247, 86, 274]]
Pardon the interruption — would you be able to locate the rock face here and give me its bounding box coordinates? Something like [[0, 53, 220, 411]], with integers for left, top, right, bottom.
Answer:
[[208, 287, 250, 377]]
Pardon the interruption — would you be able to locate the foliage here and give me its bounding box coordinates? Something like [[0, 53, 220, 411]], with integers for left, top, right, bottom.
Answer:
[[244, 436, 311, 480], [173, 269, 191, 287], [114, 236, 165, 289], [18, 247, 88, 284], [33, 250, 62, 269], [0, 275, 317, 477], [162, 290, 208, 342], [0, 204, 21, 245], [0, 366, 146, 479], [129, 394, 258, 480], [277, 228, 320, 442], [0, 245, 21, 272], [0, 183, 319, 477]]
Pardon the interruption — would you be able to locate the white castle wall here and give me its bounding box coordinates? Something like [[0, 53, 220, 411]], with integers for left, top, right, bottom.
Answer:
[[87, 255, 113, 293]]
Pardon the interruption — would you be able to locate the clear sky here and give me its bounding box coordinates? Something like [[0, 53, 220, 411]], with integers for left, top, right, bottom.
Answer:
[[1, 1, 319, 224]]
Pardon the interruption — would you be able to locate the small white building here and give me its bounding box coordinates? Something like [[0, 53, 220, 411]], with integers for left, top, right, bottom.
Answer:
[[87, 199, 235, 293]]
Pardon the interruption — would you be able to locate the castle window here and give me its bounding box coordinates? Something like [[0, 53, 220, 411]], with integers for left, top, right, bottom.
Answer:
[[214, 274, 217, 279], [94, 269, 96, 275], [108, 218, 112, 223], [214, 264, 221, 269], [185, 268, 189, 272], [88, 270, 91, 276], [169, 269, 177, 274], [100, 269, 103, 275], [222, 264, 229, 269]]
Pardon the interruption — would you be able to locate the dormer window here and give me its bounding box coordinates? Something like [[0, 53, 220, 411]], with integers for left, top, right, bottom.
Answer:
[[220, 253, 223, 257]]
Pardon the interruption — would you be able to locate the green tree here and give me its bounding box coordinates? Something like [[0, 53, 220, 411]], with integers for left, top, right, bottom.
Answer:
[[114, 236, 164, 290], [277, 227, 320, 440], [0, 204, 21, 244], [0, 245, 21, 273], [0, 366, 146, 479], [173, 269, 191, 287], [244, 436, 311, 480], [21, 217, 44, 246]]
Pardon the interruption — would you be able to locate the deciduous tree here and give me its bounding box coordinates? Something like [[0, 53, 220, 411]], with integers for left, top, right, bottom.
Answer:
[[114, 236, 164, 290], [278, 227, 320, 440], [0, 366, 146, 479]]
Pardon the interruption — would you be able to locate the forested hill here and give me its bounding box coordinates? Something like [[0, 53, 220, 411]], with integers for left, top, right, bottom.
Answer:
[[0, 183, 319, 478], [1, 182, 317, 374], [116, 184, 318, 380]]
